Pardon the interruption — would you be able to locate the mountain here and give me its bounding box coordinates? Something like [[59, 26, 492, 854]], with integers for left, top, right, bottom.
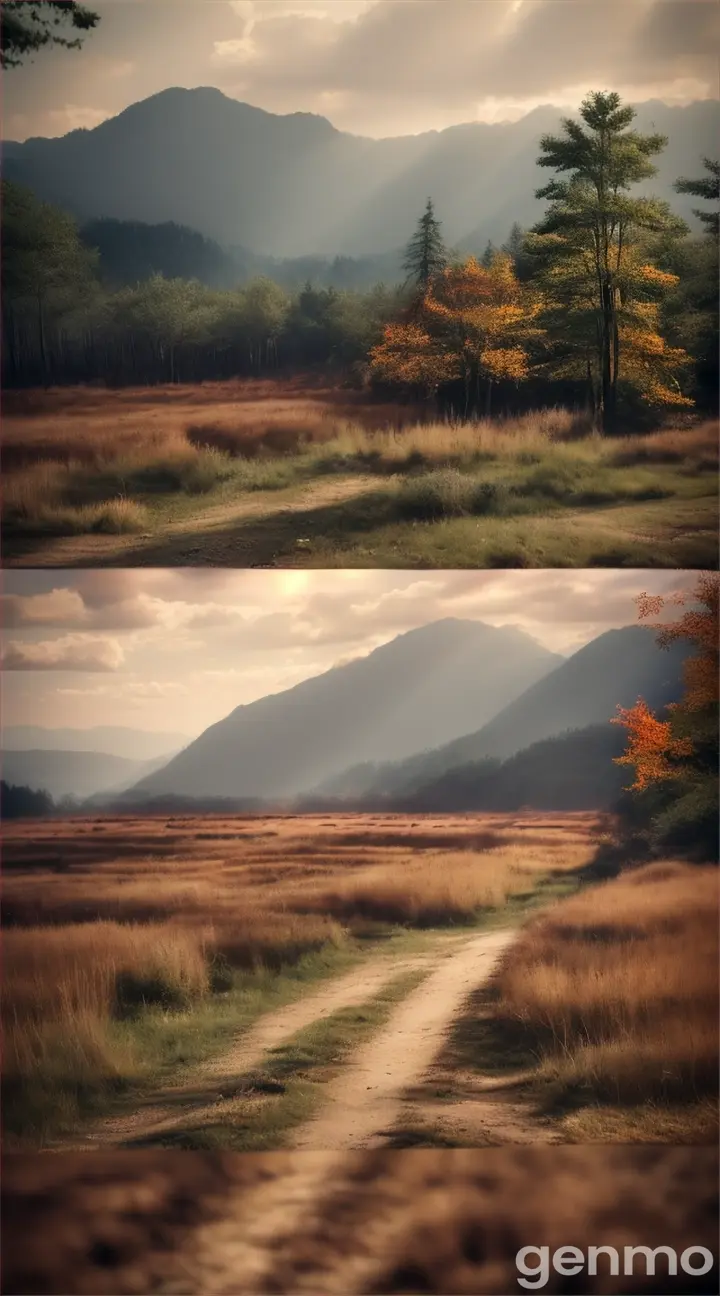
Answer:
[[3, 89, 717, 257], [1, 750, 176, 801], [320, 625, 690, 801], [130, 619, 561, 801], [299, 724, 628, 814], [2, 725, 192, 761]]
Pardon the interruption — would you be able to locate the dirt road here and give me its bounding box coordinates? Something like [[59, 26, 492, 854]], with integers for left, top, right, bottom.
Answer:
[[291, 928, 515, 1152], [4, 475, 386, 568], [66, 929, 514, 1152], [71, 948, 436, 1149]]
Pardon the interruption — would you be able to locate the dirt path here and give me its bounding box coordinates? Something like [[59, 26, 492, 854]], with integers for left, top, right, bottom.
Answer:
[[291, 928, 515, 1152], [4, 475, 385, 568], [65, 947, 445, 1150]]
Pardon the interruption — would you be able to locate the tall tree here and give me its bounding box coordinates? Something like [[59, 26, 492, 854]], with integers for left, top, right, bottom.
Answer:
[[1, 1, 99, 68], [670, 158, 720, 411], [1, 179, 99, 385], [613, 573, 719, 860], [674, 157, 720, 239], [501, 223, 533, 282], [402, 199, 447, 291], [529, 91, 692, 431]]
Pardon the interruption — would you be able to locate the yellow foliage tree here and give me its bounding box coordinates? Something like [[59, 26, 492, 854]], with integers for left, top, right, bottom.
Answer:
[[369, 252, 542, 414]]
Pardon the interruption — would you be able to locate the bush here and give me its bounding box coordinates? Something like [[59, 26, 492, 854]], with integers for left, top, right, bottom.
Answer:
[[395, 470, 513, 521]]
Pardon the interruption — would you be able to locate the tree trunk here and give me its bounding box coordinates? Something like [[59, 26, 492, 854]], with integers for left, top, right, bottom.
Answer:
[[599, 277, 615, 434], [485, 379, 493, 418], [586, 357, 597, 426], [37, 294, 48, 387]]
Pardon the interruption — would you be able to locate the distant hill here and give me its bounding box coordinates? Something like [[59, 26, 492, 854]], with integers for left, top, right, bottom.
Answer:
[[130, 619, 561, 801], [1, 749, 176, 801], [3, 89, 717, 258], [2, 725, 192, 761], [80, 218, 241, 289], [396, 724, 629, 813], [320, 626, 690, 801]]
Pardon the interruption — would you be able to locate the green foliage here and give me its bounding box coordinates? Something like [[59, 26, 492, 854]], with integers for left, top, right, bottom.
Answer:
[[0, 106, 714, 408], [529, 92, 692, 430], [82, 218, 238, 289], [2, 180, 99, 306], [674, 158, 720, 239], [1, 1, 99, 68]]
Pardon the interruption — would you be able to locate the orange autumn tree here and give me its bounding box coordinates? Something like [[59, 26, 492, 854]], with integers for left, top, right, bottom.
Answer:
[[612, 573, 719, 859], [369, 252, 542, 414]]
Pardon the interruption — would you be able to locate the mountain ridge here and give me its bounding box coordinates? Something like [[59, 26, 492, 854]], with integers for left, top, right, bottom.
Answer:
[[3, 89, 717, 257], [131, 619, 561, 801], [316, 625, 691, 802]]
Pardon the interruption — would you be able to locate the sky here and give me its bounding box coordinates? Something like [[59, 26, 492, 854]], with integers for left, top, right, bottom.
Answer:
[[4, 0, 719, 142], [1, 569, 693, 737]]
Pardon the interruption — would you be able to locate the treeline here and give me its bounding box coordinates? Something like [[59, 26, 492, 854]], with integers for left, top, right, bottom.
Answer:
[[296, 725, 627, 814], [1, 781, 57, 819], [0, 779, 269, 820], [1, 181, 408, 389], [3, 92, 716, 423], [81, 218, 405, 294]]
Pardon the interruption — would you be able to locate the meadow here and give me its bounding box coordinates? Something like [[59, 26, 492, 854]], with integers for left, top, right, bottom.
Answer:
[[3, 810, 715, 1155], [2, 811, 588, 1147], [412, 858, 719, 1146], [3, 380, 717, 568]]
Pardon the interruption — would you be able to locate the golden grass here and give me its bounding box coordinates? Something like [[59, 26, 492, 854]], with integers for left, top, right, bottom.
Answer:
[[4, 379, 714, 538], [316, 406, 598, 468], [3, 921, 210, 1095], [2, 812, 595, 1126], [293, 839, 589, 927], [494, 860, 720, 1119]]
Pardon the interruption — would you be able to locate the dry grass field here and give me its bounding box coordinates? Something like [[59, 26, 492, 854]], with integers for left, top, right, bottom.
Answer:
[[2, 812, 591, 1148], [3, 1146, 718, 1295], [3, 381, 717, 567], [413, 860, 719, 1147], [3, 811, 716, 1158]]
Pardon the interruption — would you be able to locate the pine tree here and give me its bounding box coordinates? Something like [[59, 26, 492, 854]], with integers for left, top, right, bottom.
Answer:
[[480, 240, 496, 269], [675, 158, 720, 239], [402, 199, 447, 290], [1, 1, 99, 68], [529, 92, 691, 432], [501, 223, 532, 281]]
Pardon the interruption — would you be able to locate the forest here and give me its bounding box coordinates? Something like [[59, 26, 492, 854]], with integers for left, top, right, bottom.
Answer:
[[2, 93, 718, 431]]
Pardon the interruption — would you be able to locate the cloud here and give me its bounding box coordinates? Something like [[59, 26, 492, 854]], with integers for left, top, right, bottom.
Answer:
[[2, 635, 125, 672], [4, 0, 716, 142], [2, 590, 89, 629], [212, 0, 718, 133], [56, 680, 189, 699], [2, 571, 696, 736]]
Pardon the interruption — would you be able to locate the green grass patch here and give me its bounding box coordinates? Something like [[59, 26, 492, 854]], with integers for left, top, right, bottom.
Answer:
[[134, 965, 431, 1151], [4, 926, 449, 1149]]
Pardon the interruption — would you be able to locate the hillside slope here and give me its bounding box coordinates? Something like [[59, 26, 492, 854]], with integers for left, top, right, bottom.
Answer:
[[319, 626, 690, 800], [132, 619, 561, 800]]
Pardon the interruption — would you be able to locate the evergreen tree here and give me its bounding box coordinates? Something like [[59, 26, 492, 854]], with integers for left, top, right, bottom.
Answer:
[[501, 223, 532, 281], [480, 240, 496, 269], [402, 198, 447, 290], [529, 92, 690, 432], [1, 1, 99, 68], [675, 158, 720, 239], [1, 781, 55, 819]]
